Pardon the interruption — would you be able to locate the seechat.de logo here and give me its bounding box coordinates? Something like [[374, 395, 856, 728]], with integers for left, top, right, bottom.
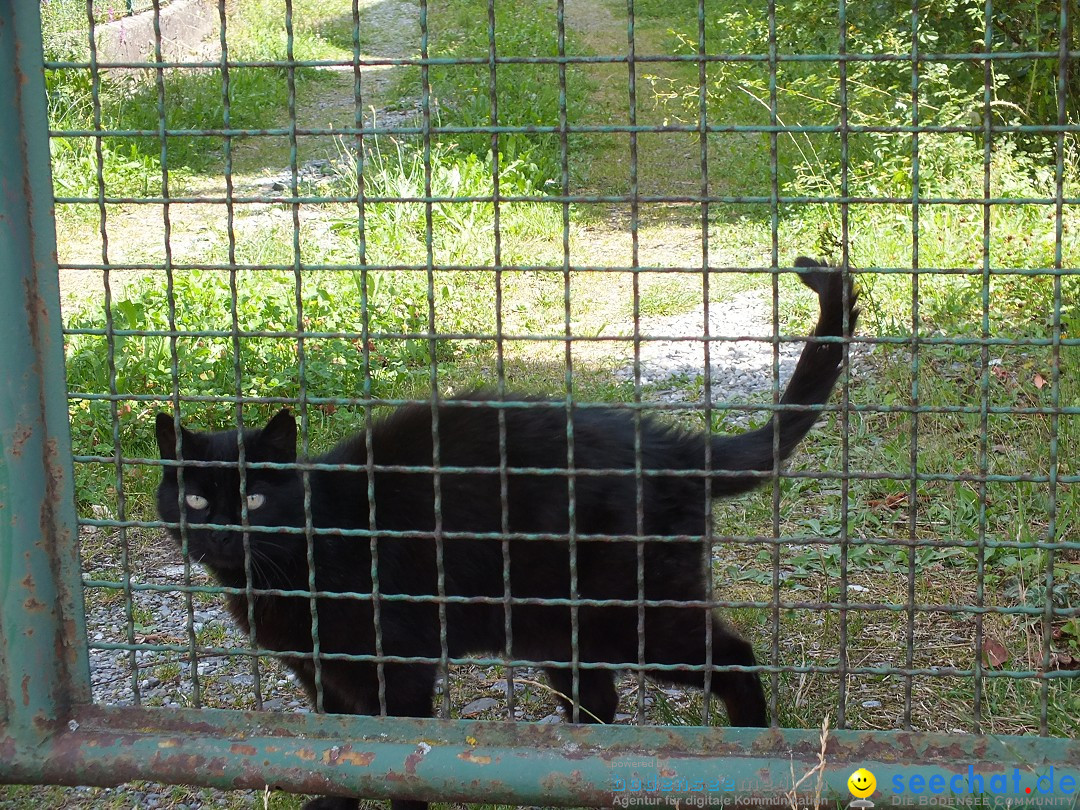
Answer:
[[848, 768, 877, 809]]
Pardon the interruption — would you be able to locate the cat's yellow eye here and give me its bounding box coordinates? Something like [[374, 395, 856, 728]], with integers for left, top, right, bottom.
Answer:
[[246, 493, 266, 510], [184, 494, 208, 510]]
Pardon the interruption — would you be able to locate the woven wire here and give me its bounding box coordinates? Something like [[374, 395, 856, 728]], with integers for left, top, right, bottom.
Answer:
[[49, 0, 1079, 749]]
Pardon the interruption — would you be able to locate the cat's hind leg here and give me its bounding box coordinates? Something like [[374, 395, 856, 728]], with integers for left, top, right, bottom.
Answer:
[[644, 611, 768, 727], [381, 662, 437, 717], [544, 665, 618, 723]]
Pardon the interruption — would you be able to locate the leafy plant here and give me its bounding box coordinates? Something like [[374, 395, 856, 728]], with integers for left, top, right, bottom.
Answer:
[[64, 267, 458, 459]]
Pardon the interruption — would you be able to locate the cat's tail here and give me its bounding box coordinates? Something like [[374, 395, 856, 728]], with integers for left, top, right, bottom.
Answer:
[[708, 257, 858, 496]]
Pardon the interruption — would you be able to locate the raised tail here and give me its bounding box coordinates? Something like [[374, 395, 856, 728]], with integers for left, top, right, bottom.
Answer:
[[709, 256, 858, 496]]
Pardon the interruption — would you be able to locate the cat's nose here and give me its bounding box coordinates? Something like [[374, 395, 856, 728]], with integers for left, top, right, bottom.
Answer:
[[210, 529, 232, 545]]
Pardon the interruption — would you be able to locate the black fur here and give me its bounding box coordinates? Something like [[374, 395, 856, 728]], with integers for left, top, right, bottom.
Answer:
[[155, 259, 856, 810]]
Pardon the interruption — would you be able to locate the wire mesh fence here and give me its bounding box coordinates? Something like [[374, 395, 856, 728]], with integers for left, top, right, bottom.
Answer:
[[3, 0, 1080, 806]]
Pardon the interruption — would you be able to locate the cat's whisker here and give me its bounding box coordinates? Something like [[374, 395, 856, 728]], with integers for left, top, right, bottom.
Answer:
[[250, 548, 288, 590]]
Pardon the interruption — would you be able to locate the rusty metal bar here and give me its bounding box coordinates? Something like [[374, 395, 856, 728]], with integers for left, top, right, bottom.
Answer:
[[3, 707, 1080, 807], [0, 0, 90, 743]]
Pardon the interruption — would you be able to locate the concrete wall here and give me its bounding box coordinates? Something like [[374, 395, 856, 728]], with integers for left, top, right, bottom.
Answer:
[[94, 0, 221, 64]]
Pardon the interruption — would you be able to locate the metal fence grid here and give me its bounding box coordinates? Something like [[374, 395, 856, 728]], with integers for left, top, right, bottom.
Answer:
[[3, 0, 1080, 807]]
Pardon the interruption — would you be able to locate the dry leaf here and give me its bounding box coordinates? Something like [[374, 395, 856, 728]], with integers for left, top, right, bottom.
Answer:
[[868, 492, 909, 510], [1033, 372, 1047, 389], [134, 632, 177, 644], [982, 637, 1011, 668], [1050, 652, 1076, 670]]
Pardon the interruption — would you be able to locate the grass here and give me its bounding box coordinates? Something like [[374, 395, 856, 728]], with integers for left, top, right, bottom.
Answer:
[[44, 0, 363, 197], [414, 0, 591, 189], [13, 0, 1080, 806]]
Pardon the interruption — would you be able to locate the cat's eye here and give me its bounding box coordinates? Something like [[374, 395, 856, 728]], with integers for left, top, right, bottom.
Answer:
[[184, 494, 208, 510], [246, 493, 266, 510]]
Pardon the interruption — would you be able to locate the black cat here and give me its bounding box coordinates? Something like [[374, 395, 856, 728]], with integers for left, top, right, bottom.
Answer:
[[155, 258, 857, 810]]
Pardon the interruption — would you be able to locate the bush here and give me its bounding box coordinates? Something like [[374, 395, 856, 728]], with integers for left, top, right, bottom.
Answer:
[[64, 267, 454, 457], [654, 0, 1075, 197]]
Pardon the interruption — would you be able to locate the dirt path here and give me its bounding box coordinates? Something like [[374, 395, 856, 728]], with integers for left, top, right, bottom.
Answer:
[[57, 0, 771, 309], [56, 0, 423, 310]]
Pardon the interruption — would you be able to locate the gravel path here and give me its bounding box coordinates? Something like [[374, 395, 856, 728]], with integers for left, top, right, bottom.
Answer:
[[616, 286, 857, 428]]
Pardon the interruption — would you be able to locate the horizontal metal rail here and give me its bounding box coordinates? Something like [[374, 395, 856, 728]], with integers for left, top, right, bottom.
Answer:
[[5, 708, 1080, 808]]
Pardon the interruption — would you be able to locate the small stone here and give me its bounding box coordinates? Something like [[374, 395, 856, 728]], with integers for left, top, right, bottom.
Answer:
[[861, 700, 882, 709], [460, 697, 500, 717], [488, 679, 523, 694]]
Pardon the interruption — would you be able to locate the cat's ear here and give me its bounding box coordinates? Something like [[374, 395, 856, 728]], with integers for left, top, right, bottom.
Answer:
[[156, 412, 197, 460], [261, 409, 297, 462], [156, 412, 178, 459]]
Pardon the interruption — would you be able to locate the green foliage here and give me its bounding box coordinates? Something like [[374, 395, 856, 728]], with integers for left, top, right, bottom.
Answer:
[[100, 68, 294, 174], [651, 0, 1075, 199], [418, 0, 587, 188], [64, 267, 454, 459], [39, 0, 344, 192], [39, 0, 92, 63], [327, 134, 560, 263], [227, 0, 362, 62]]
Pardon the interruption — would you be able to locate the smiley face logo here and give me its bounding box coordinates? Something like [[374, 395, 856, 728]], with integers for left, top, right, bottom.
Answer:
[[848, 768, 876, 798]]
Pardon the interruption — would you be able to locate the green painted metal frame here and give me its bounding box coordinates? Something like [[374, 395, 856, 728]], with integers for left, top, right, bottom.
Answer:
[[4, 1, 1080, 808]]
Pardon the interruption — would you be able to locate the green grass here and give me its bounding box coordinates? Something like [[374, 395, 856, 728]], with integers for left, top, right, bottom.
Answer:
[[43, 0, 363, 195], [413, 0, 592, 188]]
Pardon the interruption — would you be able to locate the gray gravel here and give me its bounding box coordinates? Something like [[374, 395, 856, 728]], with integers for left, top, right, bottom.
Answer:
[[85, 553, 306, 713], [616, 286, 863, 428]]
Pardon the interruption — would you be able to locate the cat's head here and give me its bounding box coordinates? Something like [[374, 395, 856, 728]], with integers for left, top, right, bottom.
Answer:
[[155, 409, 303, 577]]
